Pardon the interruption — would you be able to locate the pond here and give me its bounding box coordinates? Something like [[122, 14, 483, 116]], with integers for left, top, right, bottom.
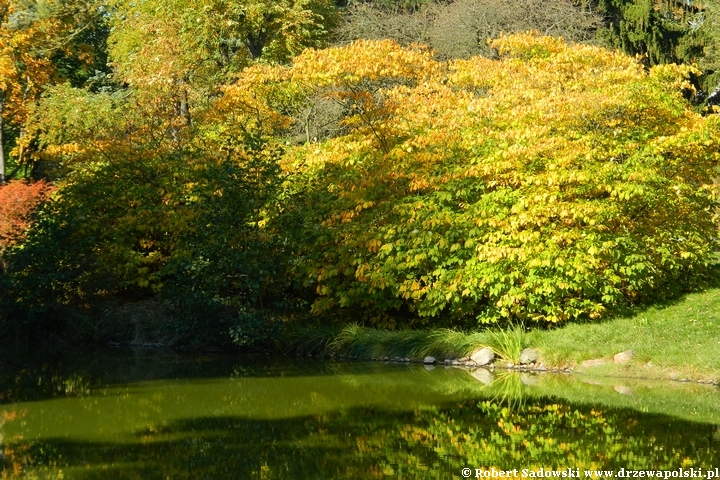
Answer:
[[0, 348, 718, 479]]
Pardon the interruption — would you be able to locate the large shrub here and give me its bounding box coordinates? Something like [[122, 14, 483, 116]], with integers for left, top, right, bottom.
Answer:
[[232, 34, 720, 326]]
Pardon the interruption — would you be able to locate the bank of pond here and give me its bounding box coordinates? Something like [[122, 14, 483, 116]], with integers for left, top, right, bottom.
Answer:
[[0, 348, 718, 479]]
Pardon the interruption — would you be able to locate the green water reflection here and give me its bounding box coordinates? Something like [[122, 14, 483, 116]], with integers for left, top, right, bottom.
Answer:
[[0, 350, 718, 479]]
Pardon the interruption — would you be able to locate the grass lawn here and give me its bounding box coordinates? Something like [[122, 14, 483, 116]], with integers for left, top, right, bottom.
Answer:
[[530, 288, 720, 382]]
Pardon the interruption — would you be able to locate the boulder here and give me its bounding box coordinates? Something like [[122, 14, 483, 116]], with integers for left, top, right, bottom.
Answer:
[[613, 350, 634, 365], [423, 356, 436, 364], [519, 348, 539, 365], [470, 347, 495, 366], [581, 358, 606, 368]]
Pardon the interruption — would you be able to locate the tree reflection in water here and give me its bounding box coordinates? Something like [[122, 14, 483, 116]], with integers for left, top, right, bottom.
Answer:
[[0, 350, 718, 479]]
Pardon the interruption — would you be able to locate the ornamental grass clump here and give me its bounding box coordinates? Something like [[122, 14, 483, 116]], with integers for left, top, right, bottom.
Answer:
[[484, 324, 529, 364]]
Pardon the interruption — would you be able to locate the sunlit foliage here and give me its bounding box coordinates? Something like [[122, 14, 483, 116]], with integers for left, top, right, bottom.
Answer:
[[224, 34, 720, 326], [0, 0, 107, 181]]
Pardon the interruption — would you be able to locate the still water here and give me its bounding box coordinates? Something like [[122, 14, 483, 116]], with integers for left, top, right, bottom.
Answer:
[[0, 348, 718, 479]]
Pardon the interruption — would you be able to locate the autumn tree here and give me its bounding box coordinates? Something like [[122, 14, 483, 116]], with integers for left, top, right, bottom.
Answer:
[[107, 0, 338, 108], [223, 34, 720, 327], [0, 0, 107, 184], [0, 180, 52, 252]]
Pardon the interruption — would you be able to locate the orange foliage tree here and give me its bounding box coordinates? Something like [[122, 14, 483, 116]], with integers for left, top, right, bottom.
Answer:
[[219, 34, 720, 327], [0, 180, 53, 251], [0, 0, 105, 183]]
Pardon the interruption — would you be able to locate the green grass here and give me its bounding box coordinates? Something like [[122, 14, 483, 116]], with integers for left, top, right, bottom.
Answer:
[[327, 325, 482, 359], [280, 288, 720, 381], [284, 323, 529, 362], [282, 325, 342, 355], [530, 288, 720, 380]]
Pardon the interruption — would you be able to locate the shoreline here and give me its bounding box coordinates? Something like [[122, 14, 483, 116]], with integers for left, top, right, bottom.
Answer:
[[330, 353, 720, 387]]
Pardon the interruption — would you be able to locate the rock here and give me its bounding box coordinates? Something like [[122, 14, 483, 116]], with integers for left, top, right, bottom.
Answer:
[[423, 356, 436, 364], [613, 350, 634, 364], [444, 359, 454, 365], [470, 347, 495, 366], [582, 358, 606, 368], [614, 385, 632, 395], [458, 357, 470, 362], [519, 348, 539, 365], [471, 368, 495, 385]]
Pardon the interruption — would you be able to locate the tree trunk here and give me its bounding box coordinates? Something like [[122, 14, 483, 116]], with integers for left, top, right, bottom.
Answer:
[[180, 87, 190, 126], [246, 30, 268, 60]]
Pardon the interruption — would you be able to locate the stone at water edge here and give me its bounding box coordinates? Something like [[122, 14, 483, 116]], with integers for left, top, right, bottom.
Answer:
[[613, 350, 634, 364], [423, 356, 436, 364], [581, 358, 606, 368], [519, 348, 539, 365], [470, 347, 495, 366]]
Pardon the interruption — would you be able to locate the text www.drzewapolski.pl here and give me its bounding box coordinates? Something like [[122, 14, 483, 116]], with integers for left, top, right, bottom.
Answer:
[[461, 468, 720, 479]]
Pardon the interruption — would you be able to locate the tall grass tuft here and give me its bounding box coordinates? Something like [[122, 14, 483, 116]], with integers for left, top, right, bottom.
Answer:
[[281, 323, 531, 361], [484, 324, 529, 363], [328, 325, 429, 358], [329, 325, 511, 360], [282, 325, 342, 355], [418, 329, 489, 359]]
